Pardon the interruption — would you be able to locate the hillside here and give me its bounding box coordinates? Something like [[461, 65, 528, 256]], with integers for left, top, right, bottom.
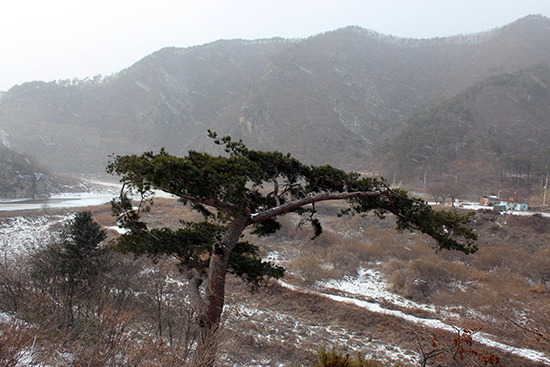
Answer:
[[0, 144, 60, 199], [1, 200, 549, 366], [232, 15, 550, 169], [0, 39, 293, 174], [0, 15, 549, 178], [384, 61, 550, 194]]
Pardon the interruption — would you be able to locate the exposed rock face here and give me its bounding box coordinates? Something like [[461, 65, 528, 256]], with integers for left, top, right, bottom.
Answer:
[[0, 15, 549, 177], [0, 145, 64, 199], [0, 171, 52, 199]]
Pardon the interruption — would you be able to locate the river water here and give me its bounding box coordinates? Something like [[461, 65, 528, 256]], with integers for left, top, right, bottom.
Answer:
[[0, 193, 116, 212]]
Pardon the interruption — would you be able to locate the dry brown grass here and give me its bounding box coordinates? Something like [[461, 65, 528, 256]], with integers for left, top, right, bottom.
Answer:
[[3, 199, 550, 366], [89, 205, 118, 227], [91, 202, 550, 363], [0, 320, 39, 367], [275, 204, 550, 362]]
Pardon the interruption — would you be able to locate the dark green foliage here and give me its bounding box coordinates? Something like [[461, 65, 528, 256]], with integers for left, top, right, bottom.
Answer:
[[228, 241, 284, 286], [54, 211, 109, 289], [114, 220, 222, 264], [250, 218, 282, 237], [30, 211, 110, 327], [113, 216, 284, 285], [111, 189, 284, 284], [108, 133, 478, 284]]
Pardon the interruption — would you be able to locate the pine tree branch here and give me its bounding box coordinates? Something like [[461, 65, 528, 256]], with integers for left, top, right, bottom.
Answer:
[[250, 189, 389, 223]]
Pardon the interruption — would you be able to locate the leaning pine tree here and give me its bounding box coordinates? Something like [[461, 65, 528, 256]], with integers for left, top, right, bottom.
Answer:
[[107, 131, 477, 366]]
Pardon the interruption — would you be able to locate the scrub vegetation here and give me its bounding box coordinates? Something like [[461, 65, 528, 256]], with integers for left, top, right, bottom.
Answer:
[[0, 197, 547, 366]]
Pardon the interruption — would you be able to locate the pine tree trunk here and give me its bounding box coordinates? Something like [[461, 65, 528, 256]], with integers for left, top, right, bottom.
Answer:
[[193, 215, 250, 367], [64, 283, 75, 329]]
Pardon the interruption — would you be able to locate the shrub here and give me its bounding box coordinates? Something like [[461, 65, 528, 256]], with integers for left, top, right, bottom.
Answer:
[[0, 320, 38, 367], [388, 258, 453, 301], [472, 245, 528, 273], [315, 346, 399, 367], [325, 242, 361, 278], [290, 252, 332, 285]]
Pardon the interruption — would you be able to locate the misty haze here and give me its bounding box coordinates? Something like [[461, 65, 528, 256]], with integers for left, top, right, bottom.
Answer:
[[1, 13, 550, 367]]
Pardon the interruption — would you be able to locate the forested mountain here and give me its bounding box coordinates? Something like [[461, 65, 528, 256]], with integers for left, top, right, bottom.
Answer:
[[232, 16, 550, 169], [0, 38, 293, 174], [0, 15, 549, 185], [384, 62, 550, 189]]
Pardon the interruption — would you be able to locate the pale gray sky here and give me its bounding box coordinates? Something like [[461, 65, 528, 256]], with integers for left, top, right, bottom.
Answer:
[[1, 0, 550, 91]]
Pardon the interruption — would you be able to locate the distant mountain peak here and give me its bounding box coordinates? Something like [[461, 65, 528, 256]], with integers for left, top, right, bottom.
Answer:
[[334, 15, 550, 48], [329, 24, 500, 48], [1, 15, 550, 180], [501, 14, 550, 33], [514, 14, 549, 23]]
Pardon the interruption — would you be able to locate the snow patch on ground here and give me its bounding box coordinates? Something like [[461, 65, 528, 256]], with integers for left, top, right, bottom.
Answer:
[[319, 268, 441, 313], [229, 303, 417, 364], [281, 267, 550, 365], [0, 215, 68, 258]]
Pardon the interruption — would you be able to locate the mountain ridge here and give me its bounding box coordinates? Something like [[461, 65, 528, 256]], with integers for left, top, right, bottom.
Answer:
[[231, 15, 550, 170], [0, 15, 549, 188]]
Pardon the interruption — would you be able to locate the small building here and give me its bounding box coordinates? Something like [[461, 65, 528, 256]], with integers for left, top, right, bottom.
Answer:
[[480, 195, 500, 206], [514, 203, 529, 211], [495, 201, 529, 211], [502, 202, 528, 211]]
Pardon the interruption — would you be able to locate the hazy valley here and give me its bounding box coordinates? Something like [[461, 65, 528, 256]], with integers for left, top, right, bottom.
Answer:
[[1, 14, 550, 367], [2, 15, 550, 189]]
